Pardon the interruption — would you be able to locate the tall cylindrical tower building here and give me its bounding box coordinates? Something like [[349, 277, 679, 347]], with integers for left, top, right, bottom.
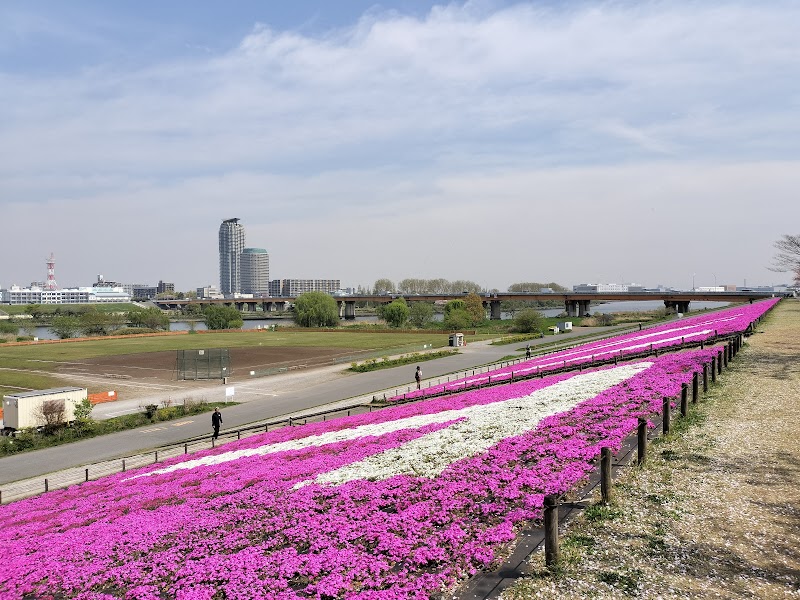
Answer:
[[219, 218, 246, 295], [241, 248, 270, 296]]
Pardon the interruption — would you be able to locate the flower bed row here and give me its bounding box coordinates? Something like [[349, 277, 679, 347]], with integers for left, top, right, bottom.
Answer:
[[1, 347, 722, 599], [392, 298, 779, 401]]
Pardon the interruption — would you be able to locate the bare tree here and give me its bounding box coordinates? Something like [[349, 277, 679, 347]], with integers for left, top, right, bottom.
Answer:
[[34, 399, 66, 433], [770, 234, 800, 285]]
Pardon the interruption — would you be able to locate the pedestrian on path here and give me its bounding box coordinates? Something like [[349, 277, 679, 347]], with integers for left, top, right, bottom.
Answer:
[[415, 366, 422, 390], [212, 407, 223, 439], [525, 344, 531, 359]]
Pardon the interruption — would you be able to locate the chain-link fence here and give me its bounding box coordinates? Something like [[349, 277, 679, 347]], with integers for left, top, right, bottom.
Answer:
[[176, 348, 231, 380]]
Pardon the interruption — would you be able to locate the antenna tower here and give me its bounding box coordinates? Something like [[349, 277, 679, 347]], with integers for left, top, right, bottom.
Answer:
[[45, 252, 59, 290]]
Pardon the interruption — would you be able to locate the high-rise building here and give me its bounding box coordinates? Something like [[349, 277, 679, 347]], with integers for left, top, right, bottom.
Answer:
[[219, 218, 246, 295], [241, 248, 270, 296]]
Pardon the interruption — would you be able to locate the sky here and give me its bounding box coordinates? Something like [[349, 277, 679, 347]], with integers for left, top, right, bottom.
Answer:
[[2, 0, 799, 293]]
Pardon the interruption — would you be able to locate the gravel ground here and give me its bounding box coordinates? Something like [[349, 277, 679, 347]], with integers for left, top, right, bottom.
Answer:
[[501, 299, 800, 600]]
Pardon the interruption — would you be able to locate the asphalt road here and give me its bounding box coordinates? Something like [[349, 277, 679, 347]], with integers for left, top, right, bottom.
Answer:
[[0, 327, 621, 485]]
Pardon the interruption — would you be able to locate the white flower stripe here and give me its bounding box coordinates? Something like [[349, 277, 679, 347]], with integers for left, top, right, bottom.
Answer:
[[127, 363, 651, 483], [302, 363, 650, 487]]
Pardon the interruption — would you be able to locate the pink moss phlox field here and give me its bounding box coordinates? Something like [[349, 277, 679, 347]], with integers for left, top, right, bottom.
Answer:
[[394, 298, 777, 401], [0, 346, 722, 599]]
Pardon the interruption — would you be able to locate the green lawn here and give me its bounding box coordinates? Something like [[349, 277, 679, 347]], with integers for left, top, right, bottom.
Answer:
[[0, 303, 141, 316], [0, 329, 451, 360]]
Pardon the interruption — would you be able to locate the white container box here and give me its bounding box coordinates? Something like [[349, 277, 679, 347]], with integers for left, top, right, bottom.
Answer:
[[3, 387, 87, 430]]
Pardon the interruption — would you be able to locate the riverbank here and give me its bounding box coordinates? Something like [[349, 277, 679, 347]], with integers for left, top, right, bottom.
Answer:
[[501, 299, 800, 599]]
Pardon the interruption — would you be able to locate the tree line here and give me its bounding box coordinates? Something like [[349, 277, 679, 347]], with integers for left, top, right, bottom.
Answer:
[[365, 278, 568, 295]]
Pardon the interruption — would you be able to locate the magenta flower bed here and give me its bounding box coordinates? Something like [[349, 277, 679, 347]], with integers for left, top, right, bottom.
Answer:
[[0, 348, 721, 599], [395, 298, 778, 401]]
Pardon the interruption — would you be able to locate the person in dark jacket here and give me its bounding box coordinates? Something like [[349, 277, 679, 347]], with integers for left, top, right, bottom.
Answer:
[[212, 407, 223, 439], [415, 366, 422, 390]]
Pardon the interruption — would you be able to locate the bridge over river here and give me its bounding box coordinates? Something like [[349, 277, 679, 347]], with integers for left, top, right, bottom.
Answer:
[[153, 290, 777, 319]]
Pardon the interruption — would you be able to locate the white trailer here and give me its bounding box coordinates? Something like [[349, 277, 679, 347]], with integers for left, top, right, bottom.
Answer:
[[2, 387, 87, 432]]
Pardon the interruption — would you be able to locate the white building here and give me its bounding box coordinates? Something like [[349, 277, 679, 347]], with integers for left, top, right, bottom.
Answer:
[[269, 279, 341, 297], [241, 248, 270, 296], [1, 285, 131, 305], [196, 285, 223, 299], [573, 283, 638, 293]]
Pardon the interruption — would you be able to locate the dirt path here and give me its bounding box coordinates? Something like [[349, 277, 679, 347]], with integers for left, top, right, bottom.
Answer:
[[502, 299, 800, 599]]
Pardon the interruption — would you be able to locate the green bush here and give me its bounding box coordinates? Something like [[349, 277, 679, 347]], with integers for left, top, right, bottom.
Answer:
[[0, 321, 19, 335], [349, 350, 457, 373]]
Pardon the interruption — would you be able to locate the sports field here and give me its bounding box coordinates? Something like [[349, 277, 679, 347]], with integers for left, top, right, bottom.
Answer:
[[0, 329, 452, 398]]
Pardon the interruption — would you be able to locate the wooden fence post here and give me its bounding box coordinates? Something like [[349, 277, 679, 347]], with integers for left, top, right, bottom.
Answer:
[[717, 351, 723, 375], [85, 468, 89, 482], [637, 417, 647, 465], [601, 447, 612, 505], [703, 364, 709, 392], [662, 397, 671, 436], [544, 494, 560, 568], [711, 356, 717, 383], [44, 478, 49, 492], [154, 451, 158, 463], [723, 346, 728, 368], [122, 459, 126, 472], [681, 383, 688, 417]]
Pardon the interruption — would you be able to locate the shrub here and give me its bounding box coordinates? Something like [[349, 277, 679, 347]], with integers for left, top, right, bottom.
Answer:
[[511, 309, 545, 334]]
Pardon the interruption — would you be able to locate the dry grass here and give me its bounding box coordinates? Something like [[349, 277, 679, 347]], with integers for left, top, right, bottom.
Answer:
[[502, 300, 800, 600]]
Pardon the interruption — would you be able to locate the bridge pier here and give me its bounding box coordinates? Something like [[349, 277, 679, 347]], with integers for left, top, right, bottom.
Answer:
[[565, 301, 578, 317], [490, 300, 502, 320], [664, 300, 690, 314], [578, 300, 591, 316], [344, 300, 356, 320]]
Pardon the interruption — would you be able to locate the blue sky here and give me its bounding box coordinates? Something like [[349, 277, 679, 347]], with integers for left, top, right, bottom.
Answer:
[[2, 1, 799, 292]]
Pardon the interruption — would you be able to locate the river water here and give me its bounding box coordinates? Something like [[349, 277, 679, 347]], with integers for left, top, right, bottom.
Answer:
[[27, 300, 730, 340]]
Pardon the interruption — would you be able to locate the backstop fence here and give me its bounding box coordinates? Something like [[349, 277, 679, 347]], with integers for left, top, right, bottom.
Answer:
[[176, 349, 231, 380]]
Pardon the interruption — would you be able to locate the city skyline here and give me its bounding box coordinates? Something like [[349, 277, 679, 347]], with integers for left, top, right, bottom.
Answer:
[[2, 2, 799, 291]]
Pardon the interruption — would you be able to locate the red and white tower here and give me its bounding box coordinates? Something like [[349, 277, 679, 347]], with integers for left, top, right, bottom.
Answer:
[[45, 252, 59, 290]]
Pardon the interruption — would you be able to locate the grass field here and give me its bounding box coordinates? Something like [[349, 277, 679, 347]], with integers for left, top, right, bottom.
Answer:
[[0, 303, 141, 316], [0, 329, 454, 397]]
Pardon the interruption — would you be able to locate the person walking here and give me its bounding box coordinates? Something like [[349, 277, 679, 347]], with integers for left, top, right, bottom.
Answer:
[[212, 407, 223, 439], [525, 344, 531, 359], [415, 366, 422, 390]]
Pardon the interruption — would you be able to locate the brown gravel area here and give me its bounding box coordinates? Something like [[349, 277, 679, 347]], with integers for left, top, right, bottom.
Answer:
[[502, 299, 800, 600]]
